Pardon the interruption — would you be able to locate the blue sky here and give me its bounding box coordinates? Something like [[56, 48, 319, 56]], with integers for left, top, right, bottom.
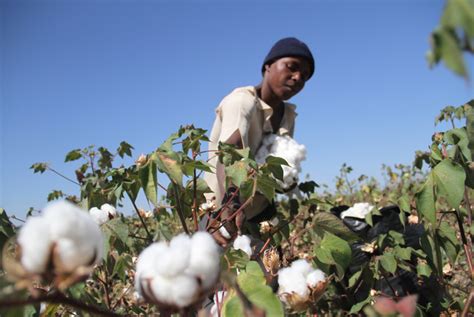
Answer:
[[1, 0, 473, 216]]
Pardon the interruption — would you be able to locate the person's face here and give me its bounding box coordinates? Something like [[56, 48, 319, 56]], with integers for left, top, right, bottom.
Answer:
[[264, 56, 311, 101]]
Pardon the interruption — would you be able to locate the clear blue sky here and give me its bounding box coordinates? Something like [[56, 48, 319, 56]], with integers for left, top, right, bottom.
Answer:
[[1, 0, 473, 216]]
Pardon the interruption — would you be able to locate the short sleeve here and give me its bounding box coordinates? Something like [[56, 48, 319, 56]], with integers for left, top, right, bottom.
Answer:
[[217, 91, 256, 147]]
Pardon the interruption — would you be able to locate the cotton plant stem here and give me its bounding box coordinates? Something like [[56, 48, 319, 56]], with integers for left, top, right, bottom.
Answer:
[[192, 151, 199, 232], [461, 289, 474, 317], [172, 183, 190, 235], [47, 167, 80, 186], [127, 191, 153, 242], [0, 292, 123, 317]]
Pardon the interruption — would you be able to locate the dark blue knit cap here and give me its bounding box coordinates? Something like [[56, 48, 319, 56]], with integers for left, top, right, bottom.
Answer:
[[262, 37, 315, 79]]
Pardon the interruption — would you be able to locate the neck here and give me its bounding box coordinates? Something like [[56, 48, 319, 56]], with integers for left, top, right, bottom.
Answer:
[[255, 84, 283, 110]]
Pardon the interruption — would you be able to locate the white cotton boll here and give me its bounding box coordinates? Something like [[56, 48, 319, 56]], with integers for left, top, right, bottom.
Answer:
[[149, 274, 174, 305], [233, 235, 252, 257], [157, 234, 191, 277], [100, 203, 117, 217], [219, 226, 231, 239], [269, 217, 279, 227], [340, 202, 374, 219], [291, 259, 313, 277], [170, 275, 199, 308], [136, 242, 168, 279], [17, 217, 52, 274], [306, 269, 326, 288], [89, 207, 108, 225], [186, 232, 220, 289], [277, 267, 309, 298], [255, 135, 307, 189]]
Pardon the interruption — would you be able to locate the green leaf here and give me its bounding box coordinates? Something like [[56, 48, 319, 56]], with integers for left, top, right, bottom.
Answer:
[[117, 141, 134, 158], [314, 232, 352, 278], [438, 222, 460, 262], [417, 262, 433, 277], [256, 174, 278, 201], [380, 252, 397, 273], [225, 161, 248, 188], [103, 218, 129, 244], [139, 160, 158, 206], [222, 295, 244, 317], [30, 162, 48, 173], [416, 173, 436, 224], [444, 128, 471, 160], [349, 296, 371, 314], [65, 149, 82, 162], [348, 270, 362, 288], [394, 246, 413, 261], [155, 151, 183, 185], [465, 101, 474, 160], [236, 261, 284, 317], [432, 159, 466, 209], [312, 212, 359, 242]]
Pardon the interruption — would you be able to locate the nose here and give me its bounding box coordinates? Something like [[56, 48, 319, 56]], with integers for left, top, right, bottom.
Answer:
[[291, 71, 304, 83]]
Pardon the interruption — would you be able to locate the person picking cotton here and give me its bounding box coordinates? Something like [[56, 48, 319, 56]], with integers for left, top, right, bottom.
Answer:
[[203, 37, 315, 241]]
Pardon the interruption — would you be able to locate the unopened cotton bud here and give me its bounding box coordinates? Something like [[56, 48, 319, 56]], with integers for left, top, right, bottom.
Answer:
[[136, 154, 147, 167]]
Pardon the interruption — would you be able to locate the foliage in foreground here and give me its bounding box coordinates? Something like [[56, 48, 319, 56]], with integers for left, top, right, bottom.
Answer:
[[0, 101, 472, 316]]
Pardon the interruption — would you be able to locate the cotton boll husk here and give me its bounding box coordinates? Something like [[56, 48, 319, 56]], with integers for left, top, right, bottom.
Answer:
[[170, 275, 199, 308], [157, 234, 191, 277], [306, 269, 326, 287], [89, 207, 108, 225], [17, 217, 52, 274], [233, 235, 252, 257], [100, 203, 116, 217]]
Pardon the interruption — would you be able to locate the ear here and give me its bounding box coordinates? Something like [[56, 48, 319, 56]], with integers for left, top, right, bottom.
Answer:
[[264, 64, 271, 72]]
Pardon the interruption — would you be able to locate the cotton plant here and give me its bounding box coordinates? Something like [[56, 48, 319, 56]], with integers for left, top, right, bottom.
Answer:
[[340, 202, 374, 219], [10, 200, 104, 289], [134, 232, 220, 311], [255, 134, 307, 190], [209, 291, 228, 317], [277, 259, 327, 311], [89, 203, 117, 225]]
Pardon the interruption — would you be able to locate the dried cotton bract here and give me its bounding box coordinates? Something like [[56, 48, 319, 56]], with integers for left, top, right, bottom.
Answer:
[[340, 202, 374, 219], [89, 203, 117, 225], [14, 200, 103, 287], [277, 259, 327, 311], [255, 134, 306, 190], [135, 232, 220, 310]]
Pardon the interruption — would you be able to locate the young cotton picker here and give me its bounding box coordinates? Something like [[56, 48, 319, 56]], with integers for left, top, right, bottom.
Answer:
[[203, 37, 314, 245]]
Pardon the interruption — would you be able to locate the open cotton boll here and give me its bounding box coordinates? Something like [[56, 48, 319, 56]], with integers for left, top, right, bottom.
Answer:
[[170, 275, 199, 308], [306, 269, 326, 288], [340, 202, 374, 219], [233, 235, 252, 257], [149, 274, 175, 305], [89, 207, 109, 225], [17, 217, 52, 274], [157, 234, 191, 277], [255, 135, 307, 189], [100, 203, 117, 217], [186, 232, 220, 289], [278, 267, 309, 298], [18, 200, 103, 276], [291, 259, 313, 277]]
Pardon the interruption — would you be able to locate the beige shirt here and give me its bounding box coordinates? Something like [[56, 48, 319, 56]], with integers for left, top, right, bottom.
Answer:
[[204, 86, 297, 218]]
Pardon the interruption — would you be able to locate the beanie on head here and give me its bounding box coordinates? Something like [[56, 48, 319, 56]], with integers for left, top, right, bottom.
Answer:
[[262, 37, 315, 79]]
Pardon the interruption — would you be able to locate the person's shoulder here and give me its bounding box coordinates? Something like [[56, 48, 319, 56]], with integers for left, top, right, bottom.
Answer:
[[219, 86, 258, 112], [284, 102, 298, 116]]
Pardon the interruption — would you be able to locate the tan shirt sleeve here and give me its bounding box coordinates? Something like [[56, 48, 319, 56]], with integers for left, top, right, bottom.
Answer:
[[216, 91, 256, 148]]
